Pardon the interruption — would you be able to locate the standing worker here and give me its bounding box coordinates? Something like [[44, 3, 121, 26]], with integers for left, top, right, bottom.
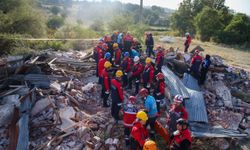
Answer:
[[170, 119, 192, 150], [101, 61, 112, 107], [98, 52, 111, 84], [113, 43, 122, 67], [155, 45, 164, 74], [184, 33, 192, 53], [123, 32, 133, 53], [190, 50, 202, 79], [128, 56, 144, 94], [145, 33, 154, 57], [139, 88, 157, 139], [199, 54, 211, 85], [142, 57, 155, 93], [111, 70, 124, 123], [130, 111, 149, 150], [121, 52, 132, 87], [153, 73, 166, 114], [123, 96, 138, 147]]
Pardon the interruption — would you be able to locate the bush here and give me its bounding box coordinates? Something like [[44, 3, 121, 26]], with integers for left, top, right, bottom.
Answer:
[[47, 16, 65, 30], [108, 15, 133, 32]]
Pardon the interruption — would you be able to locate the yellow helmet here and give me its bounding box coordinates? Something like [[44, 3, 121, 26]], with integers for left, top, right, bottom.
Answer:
[[136, 111, 148, 122], [145, 57, 151, 64], [143, 140, 157, 150], [104, 61, 112, 69], [113, 43, 118, 48], [115, 70, 123, 77]]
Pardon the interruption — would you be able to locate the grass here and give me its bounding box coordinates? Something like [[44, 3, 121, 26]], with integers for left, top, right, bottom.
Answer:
[[156, 36, 250, 71]]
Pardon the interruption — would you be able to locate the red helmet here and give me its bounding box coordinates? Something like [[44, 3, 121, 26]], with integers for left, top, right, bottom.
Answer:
[[102, 43, 108, 50], [139, 88, 148, 96], [156, 73, 164, 80], [195, 50, 199, 54], [129, 96, 136, 104]]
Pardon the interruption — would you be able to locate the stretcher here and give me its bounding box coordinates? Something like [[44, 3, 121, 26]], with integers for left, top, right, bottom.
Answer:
[[155, 120, 170, 143]]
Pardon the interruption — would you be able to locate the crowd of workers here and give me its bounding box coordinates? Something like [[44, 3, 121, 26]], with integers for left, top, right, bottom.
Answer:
[[93, 31, 211, 150]]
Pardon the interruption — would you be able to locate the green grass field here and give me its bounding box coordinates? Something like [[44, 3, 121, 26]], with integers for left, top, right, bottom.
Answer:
[[156, 37, 250, 71]]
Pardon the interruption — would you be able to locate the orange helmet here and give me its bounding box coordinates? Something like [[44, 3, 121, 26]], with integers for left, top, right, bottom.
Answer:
[[156, 73, 164, 80]]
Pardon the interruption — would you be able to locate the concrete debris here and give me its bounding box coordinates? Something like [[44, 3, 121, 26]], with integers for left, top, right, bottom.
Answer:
[[213, 81, 233, 108], [0, 104, 14, 127], [31, 98, 53, 116]]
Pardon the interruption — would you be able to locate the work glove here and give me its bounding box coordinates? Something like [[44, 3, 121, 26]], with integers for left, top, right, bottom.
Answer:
[[146, 83, 150, 88], [105, 91, 110, 94], [173, 130, 180, 136]]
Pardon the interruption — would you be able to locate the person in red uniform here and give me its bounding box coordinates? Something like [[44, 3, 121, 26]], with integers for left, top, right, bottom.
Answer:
[[155, 45, 165, 74], [190, 50, 202, 79], [153, 73, 166, 114], [142, 57, 155, 93], [123, 96, 138, 146], [121, 52, 132, 87], [128, 56, 144, 94], [170, 118, 192, 150], [123, 32, 133, 53], [184, 32, 192, 53], [101, 61, 112, 107], [167, 95, 188, 133], [94, 41, 104, 77], [113, 43, 122, 66], [98, 52, 111, 84], [130, 111, 149, 150], [111, 70, 124, 123]]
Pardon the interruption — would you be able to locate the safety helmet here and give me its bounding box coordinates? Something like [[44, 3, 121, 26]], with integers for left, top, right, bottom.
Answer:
[[115, 70, 123, 77], [124, 52, 129, 57], [195, 50, 199, 54], [156, 73, 164, 80], [102, 43, 108, 50], [139, 88, 148, 97], [113, 43, 118, 48], [104, 52, 111, 59], [143, 140, 157, 150], [134, 56, 140, 63], [98, 41, 103, 47], [136, 111, 148, 122], [174, 94, 183, 103], [145, 57, 151, 64], [104, 61, 112, 69], [185, 32, 190, 36], [176, 118, 189, 126], [129, 96, 136, 104]]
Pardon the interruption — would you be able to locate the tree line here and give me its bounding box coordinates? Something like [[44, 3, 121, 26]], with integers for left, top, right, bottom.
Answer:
[[171, 0, 250, 46]]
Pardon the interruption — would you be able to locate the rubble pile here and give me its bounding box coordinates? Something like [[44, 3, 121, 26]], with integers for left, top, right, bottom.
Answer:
[[203, 55, 250, 134], [0, 50, 125, 150]]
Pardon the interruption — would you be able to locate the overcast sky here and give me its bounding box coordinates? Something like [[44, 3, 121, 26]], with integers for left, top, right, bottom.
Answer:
[[83, 0, 250, 15]]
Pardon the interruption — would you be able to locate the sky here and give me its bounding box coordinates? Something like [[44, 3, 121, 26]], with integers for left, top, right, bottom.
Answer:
[[83, 0, 250, 15]]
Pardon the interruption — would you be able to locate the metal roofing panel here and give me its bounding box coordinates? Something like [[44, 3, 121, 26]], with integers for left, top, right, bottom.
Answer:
[[182, 73, 200, 91]]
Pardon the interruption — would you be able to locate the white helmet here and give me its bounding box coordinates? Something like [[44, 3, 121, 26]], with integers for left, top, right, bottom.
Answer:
[[185, 32, 190, 36], [174, 94, 183, 103], [134, 56, 140, 63]]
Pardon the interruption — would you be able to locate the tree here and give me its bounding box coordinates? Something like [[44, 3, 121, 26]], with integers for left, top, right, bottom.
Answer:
[[50, 6, 61, 15], [47, 16, 64, 30], [90, 20, 104, 32], [195, 7, 223, 41], [108, 15, 133, 32]]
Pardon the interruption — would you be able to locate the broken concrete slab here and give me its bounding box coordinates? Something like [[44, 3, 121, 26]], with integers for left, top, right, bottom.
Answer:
[[31, 98, 54, 116], [58, 107, 76, 132], [1, 94, 20, 107], [213, 81, 233, 108]]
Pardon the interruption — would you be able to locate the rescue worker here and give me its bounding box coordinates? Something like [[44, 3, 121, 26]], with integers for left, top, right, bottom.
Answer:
[[101, 61, 112, 107], [153, 73, 165, 114], [139, 88, 157, 139], [111, 70, 124, 123], [113, 43, 122, 66], [155, 45, 164, 74], [167, 95, 188, 133], [123, 96, 138, 146], [98, 52, 111, 84], [133, 38, 142, 54], [128, 56, 143, 94], [142, 57, 155, 93], [143, 140, 157, 150], [123, 32, 133, 53], [94, 41, 104, 77], [130, 111, 149, 150], [190, 50, 202, 79], [184, 32, 192, 53], [199, 54, 211, 85], [111, 31, 119, 43], [145, 33, 154, 57], [117, 32, 124, 50], [170, 118, 192, 150], [121, 52, 132, 87]]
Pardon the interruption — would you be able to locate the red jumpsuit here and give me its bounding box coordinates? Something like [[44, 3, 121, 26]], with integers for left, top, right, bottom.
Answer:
[[111, 79, 124, 121], [153, 80, 165, 113], [173, 105, 188, 120], [156, 51, 164, 72], [130, 121, 148, 149], [170, 129, 192, 150], [101, 69, 111, 106], [121, 57, 132, 87], [98, 58, 107, 77], [142, 64, 155, 91], [114, 48, 122, 66]]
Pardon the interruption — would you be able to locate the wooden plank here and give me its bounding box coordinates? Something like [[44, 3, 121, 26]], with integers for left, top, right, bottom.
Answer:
[[8, 107, 19, 150]]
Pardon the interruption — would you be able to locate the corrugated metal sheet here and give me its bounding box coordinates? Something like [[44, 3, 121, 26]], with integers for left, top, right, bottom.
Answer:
[[162, 66, 208, 123], [182, 73, 200, 91], [162, 66, 190, 99]]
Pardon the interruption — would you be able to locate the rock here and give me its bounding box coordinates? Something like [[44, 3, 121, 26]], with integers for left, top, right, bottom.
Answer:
[[214, 138, 229, 150], [93, 136, 101, 143], [112, 138, 119, 148], [50, 81, 62, 92], [0, 104, 14, 127], [58, 107, 76, 132], [214, 81, 233, 108], [1, 95, 20, 106], [81, 83, 97, 93], [31, 98, 54, 116], [69, 89, 77, 97], [105, 138, 113, 146]]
